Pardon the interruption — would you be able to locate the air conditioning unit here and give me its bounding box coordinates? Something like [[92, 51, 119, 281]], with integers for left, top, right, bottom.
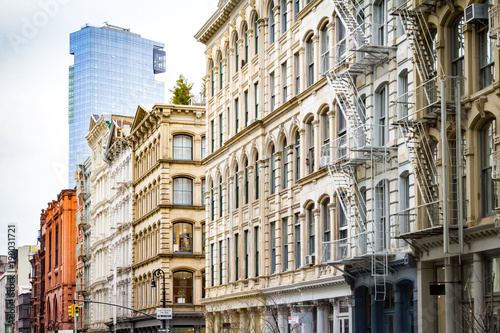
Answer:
[[465, 3, 491, 24], [319, 156, 330, 168], [305, 255, 315, 266]]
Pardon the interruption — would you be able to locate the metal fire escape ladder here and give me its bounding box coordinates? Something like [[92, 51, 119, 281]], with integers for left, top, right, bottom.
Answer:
[[322, 0, 394, 301], [393, 1, 443, 229]]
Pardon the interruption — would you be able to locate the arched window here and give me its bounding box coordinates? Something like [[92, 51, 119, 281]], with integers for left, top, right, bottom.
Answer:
[[173, 135, 193, 160], [322, 199, 330, 261], [270, 2, 275, 44], [338, 193, 348, 258], [282, 139, 288, 189], [173, 271, 193, 304], [338, 105, 347, 158], [321, 22, 331, 71], [479, 17, 495, 89], [306, 35, 314, 86], [173, 222, 193, 253], [219, 55, 223, 90], [244, 24, 249, 64], [376, 85, 388, 146], [234, 34, 239, 73], [307, 204, 315, 256], [482, 120, 497, 216], [451, 15, 464, 95], [254, 15, 259, 54], [399, 172, 410, 239], [255, 154, 260, 200], [398, 70, 409, 119], [281, 0, 287, 33], [211, 184, 215, 221], [210, 60, 215, 97], [219, 176, 223, 217], [270, 145, 276, 194], [235, 165, 240, 208], [336, 18, 345, 65], [321, 107, 330, 150], [375, 180, 388, 251], [173, 177, 193, 205], [295, 131, 300, 180], [244, 160, 249, 204], [306, 117, 315, 174]]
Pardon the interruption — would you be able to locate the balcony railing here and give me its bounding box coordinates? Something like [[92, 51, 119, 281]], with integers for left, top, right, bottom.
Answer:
[[322, 231, 373, 264]]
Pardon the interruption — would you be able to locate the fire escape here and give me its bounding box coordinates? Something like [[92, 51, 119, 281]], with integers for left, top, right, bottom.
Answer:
[[320, 0, 394, 300], [393, 0, 465, 254]]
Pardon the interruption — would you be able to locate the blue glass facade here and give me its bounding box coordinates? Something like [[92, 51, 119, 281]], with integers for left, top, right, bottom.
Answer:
[[68, 24, 165, 186]]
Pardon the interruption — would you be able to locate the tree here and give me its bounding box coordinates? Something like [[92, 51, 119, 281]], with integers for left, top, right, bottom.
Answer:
[[170, 74, 193, 105]]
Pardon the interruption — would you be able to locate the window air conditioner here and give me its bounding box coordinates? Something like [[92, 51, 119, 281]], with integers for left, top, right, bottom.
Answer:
[[465, 3, 491, 24], [305, 254, 315, 266]]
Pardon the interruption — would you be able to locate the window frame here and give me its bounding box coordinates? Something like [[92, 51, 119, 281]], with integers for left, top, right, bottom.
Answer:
[[173, 177, 193, 206], [173, 270, 193, 304], [173, 222, 193, 254], [173, 134, 193, 161]]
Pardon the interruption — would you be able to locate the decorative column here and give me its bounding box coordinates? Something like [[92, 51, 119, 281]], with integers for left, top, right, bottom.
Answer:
[[286, 144, 294, 189], [445, 257, 456, 333], [312, 35, 320, 83], [221, 181, 227, 218], [316, 301, 328, 332], [227, 176, 234, 216], [472, 253, 484, 326]]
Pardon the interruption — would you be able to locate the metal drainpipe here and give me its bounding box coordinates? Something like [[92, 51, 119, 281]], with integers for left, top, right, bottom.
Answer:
[[456, 80, 464, 254], [441, 77, 449, 254]]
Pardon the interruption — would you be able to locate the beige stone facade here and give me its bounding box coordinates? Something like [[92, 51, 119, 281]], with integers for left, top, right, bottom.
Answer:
[[129, 104, 206, 332], [196, 0, 354, 331]]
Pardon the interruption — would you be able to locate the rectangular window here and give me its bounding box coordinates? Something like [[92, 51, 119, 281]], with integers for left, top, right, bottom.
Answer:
[[235, 233, 239, 280], [374, 0, 387, 46], [219, 113, 223, 147], [295, 213, 301, 268], [244, 90, 249, 127], [211, 69, 215, 97], [202, 223, 206, 254], [479, 27, 495, 89], [282, 0, 287, 33], [307, 40, 314, 87], [282, 218, 288, 271], [235, 98, 239, 134], [282, 62, 287, 103], [294, 53, 300, 95], [271, 222, 276, 273], [48, 231, 52, 270], [211, 189, 214, 221], [201, 136, 206, 159], [219, 241, 223, 285], [254, 227, 259, 276], [211, 244, 215, 286], [270, 72, 275, 111], [211, 120, 215, 153], [244, 230, 249, 279], [55, 224, 59, 267], [294, 0, 299, 22], [255, 160, 260, 200], [254, 82, 259, 120], [308, 208, 315, 255], [201, 179, 206, 206]]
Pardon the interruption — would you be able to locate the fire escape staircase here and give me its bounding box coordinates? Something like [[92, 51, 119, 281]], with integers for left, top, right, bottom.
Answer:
[[322, 0, 394, 300]]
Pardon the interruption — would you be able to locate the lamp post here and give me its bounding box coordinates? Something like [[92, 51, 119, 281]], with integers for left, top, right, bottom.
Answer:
[[151, 268, 170, 331]]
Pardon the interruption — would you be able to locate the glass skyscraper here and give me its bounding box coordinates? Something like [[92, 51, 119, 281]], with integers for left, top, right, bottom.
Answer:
[[68, 23, 165, 185]]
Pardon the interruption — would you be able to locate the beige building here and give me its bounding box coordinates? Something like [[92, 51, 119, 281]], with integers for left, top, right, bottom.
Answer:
[[395, 0, 500, 331], [195, 0, 358, 331], [129, 104, 206, 333]]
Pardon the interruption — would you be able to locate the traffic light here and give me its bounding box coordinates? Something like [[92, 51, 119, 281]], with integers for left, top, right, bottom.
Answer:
[[74, 305, 79, 317], [68, 304, 74, 317]]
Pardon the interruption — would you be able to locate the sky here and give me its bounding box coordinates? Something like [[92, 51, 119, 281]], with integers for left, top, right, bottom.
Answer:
[[0, 0, 218, 255]]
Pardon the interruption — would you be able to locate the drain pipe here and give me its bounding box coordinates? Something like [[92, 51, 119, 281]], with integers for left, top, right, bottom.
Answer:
[[441, 77, 449, 254]]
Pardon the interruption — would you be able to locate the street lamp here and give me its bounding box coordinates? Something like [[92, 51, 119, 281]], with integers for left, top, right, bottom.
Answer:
[[151, 268, 171, 331]]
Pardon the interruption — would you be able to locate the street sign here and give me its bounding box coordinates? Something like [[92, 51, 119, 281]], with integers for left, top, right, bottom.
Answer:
[[158, 329, 171, 333], [288, 316, 299, 324], [156, 308, 172, 320]]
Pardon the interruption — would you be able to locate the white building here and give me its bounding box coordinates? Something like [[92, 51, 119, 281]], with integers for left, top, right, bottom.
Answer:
[[86, 114, 133, 333]]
